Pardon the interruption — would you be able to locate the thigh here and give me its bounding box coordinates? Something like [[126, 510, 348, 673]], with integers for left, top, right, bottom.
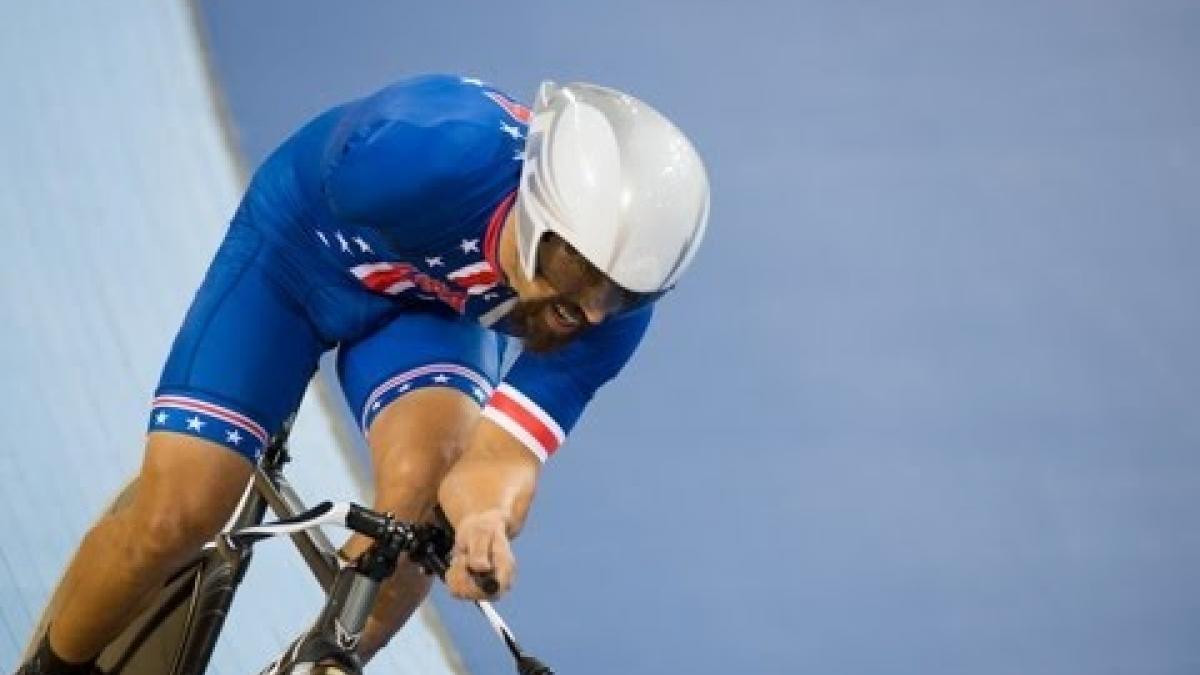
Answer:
[[337, 309, 504, 435], [151, 221, 329, 464], [132, 432, 255, 535], [338, 310, 504, 510]]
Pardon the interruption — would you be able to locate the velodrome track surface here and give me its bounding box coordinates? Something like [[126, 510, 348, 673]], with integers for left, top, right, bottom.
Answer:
[[0, 3, 461, 673]]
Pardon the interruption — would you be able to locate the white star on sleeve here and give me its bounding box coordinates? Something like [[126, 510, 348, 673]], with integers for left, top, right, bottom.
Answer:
[[226, 429, 243, 445], [186, 416, 206, 431], [460, 238, 480, 254], [432, 374, 451, 384], [154, 411, 169, 425], [426, 256, 444, 267], [500, 123, 522, 139], [336, 231, 352, 253], [472, 387, 485, 400], [352, 236, 372, 253], [316, 230, 330, 247]]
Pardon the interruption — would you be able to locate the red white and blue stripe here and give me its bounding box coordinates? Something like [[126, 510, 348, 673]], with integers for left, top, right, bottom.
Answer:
[[360, 363, 495, 431], [148, 395, 271, 462], [337, 190, 517, 320], [481, 384, 566, 462]]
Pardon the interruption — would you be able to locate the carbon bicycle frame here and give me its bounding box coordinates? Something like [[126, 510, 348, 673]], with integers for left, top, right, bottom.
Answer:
[[95, 428, 353, 675], [84, 423, 551, 675]]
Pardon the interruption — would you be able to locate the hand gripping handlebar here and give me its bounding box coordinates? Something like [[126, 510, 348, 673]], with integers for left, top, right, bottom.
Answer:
[[223, 501, 555, 674]]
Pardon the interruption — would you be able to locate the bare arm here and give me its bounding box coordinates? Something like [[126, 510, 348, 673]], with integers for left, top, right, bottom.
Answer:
[[438, 418, 542, 598], [436, 305, 653, 598]]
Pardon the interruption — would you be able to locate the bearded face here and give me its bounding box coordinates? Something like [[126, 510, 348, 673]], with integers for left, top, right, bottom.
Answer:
[[506, 234, 632, 353], [506, 295, 588, 353]]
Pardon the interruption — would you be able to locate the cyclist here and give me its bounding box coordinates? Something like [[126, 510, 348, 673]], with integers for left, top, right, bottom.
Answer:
[[17, 74, 709, 675]]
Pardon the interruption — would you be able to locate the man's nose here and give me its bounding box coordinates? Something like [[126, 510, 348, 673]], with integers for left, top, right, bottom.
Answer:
[[577, 282, 624, 325], [581, 303, 608, 325], [577, 291, 611, 325]]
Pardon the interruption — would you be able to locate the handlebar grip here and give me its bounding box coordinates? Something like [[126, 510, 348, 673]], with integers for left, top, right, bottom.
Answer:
[[345, 503, 391, 538], [517, 654, 554, 675], [472, 571, 500, 595]]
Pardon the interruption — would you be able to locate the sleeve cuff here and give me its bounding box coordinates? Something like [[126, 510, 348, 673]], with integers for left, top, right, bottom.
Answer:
[[480, 384, 566, 462]]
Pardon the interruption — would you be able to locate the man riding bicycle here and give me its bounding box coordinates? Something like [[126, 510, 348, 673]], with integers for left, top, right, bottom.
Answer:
[[17, 74, 709, 675]]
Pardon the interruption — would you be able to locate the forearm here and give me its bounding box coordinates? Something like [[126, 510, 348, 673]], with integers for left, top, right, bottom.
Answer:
[[438, 420, 541, 536]]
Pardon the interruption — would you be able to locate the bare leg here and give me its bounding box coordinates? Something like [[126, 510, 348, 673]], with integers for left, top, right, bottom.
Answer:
[[44, 433, 253, 662], [344, 387, 480, 663]]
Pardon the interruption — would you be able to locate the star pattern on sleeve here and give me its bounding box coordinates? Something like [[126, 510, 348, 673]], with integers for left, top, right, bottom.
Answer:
[[500, 123, 523, 140]]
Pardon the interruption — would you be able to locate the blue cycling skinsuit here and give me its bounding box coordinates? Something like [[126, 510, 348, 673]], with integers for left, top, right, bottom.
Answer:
[[148, 74, 652, 464]]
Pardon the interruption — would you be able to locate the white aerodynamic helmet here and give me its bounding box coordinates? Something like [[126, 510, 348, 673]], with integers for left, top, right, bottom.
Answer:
[[516, 81, 710, 302]]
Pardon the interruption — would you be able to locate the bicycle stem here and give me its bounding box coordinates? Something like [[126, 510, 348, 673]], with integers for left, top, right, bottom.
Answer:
[[228, 501, 554, 674]]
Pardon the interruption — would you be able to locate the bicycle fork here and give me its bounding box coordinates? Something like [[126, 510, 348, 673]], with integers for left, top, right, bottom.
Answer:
[[259, 564, 377, 674], [257, 506, 411, 675]]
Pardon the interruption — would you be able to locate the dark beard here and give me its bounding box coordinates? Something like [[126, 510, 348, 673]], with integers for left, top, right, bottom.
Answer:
[[507, 297, 585, 353]]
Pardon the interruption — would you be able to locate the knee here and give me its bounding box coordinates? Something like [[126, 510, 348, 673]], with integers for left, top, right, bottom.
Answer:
[[118, 434, 252, 566], [372, 415, 469, 474], [391, 435, 465, 477], [122, 501, 227, 567], [374, 447, 460, 519], [367, 388, 479, 518]]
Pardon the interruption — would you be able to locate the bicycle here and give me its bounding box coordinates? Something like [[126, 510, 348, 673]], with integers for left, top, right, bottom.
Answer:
[[23, 419, 553, 675]]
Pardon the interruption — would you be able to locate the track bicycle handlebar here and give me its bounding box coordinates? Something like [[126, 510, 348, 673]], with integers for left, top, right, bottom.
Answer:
[[223, 500, 554, 675], [222, 501, 415, 549]]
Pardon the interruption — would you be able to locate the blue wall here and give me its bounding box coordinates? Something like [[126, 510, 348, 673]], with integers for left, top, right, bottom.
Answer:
[[197, 1, 1200, 673]]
